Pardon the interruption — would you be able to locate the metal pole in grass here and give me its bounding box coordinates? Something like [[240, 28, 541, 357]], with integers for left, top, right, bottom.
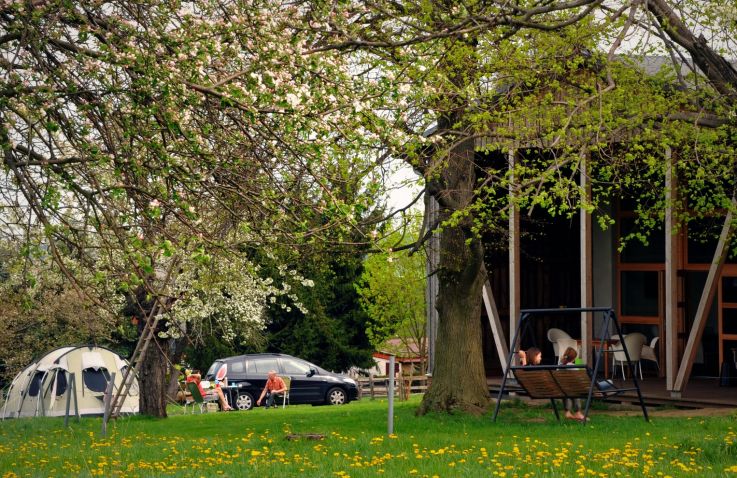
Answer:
[[102, 372, 115, 436], [388, 355, 395, 435]]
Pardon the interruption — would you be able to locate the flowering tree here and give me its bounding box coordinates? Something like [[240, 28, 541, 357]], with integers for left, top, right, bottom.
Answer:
[[0, 239, 115, 383], [0, 0, 393, 416], [3, 0, 733, 418]]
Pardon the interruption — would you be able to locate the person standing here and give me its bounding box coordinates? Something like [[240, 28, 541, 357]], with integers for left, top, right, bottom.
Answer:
[[256, 370, 287, 409]]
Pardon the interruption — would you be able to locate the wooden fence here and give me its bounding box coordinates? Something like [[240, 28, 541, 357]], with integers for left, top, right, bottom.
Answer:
[[356, 376, 429, 400]]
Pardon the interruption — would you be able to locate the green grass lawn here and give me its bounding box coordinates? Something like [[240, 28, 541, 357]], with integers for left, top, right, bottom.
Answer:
[[0, 396, 735, 477]]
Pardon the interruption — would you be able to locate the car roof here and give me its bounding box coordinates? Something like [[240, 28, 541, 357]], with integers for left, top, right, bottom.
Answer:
[[216, 353, 298, 362]]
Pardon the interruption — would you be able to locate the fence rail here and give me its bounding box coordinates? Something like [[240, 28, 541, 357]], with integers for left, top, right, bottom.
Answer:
[[356, 376, 429, 400]]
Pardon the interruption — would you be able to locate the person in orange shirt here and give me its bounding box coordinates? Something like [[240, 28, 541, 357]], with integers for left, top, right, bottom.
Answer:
[[186, 370, 233, 411], [256, 370, 287, 409]]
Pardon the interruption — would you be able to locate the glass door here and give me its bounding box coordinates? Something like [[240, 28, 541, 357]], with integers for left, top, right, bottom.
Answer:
[[720, 276, 737, 372]]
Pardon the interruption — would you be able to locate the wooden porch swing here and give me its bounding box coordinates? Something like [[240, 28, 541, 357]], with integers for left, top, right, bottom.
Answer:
[[492, 307, 649, 424]]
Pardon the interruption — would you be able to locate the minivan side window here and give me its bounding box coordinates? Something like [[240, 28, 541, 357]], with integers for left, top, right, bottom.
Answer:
[[229, 360, 245, 374], [281, 358, 312, 375], [251, 358, 279, 374]]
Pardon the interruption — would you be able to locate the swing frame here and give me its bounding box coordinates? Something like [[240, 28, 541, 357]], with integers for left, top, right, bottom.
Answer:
[[492, 307, 649, 424]]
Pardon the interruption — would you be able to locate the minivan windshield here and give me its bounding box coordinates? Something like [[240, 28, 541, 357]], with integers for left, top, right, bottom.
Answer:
[[205, 361, 222, 377]]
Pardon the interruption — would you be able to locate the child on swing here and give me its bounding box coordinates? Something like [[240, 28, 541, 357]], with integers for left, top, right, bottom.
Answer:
[[560, 346, 586, 421]]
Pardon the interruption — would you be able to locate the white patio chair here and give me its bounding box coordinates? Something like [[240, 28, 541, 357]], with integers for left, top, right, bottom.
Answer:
[[547, 328, 572, 362], [640, 337, 659, 372], [612, 333, 646, 380]]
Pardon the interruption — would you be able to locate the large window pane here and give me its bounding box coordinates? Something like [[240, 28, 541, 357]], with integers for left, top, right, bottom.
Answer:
[[281, 358, 311, 375], [621, 271, 659, 316], [687, 218, 737, 264], [619, 218, 665, 263], [723, 277, 737, 303], [723, 308, 737, 335]]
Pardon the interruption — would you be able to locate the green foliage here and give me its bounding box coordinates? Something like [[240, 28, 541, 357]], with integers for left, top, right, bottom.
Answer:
[[356, 219, 427, 368], [0, 240, 119, 383], [264, 251, 375, 373]]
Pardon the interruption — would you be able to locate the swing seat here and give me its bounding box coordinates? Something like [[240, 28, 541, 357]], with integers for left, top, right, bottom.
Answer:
[[500, 364, 631, 423], [492, 307, 649, 425], [512, 365, 623, 400]]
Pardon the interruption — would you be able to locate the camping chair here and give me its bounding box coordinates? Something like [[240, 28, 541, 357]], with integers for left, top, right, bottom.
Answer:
[[184, 381, 218, 414], [281, 376, 291, 409]]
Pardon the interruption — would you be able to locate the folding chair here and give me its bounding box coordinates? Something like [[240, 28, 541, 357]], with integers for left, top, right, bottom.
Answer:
[[281, 376, 291, 409], [184, 381, 218, 414]]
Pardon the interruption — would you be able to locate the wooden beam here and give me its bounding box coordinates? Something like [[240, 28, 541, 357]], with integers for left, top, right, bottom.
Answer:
[[580, 151, 593, 365], [425, 195, 440, 375], [673, 194, 737, 392], [664, 147, 679, 391], [509, 150, 521, 349], [482, 279, 510, 373]]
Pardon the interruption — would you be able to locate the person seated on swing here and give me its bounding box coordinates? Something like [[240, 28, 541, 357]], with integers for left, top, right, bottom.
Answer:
[[518, 346, 542, 366], [186, 370, 234, 411], [560, 346, 586, 421]]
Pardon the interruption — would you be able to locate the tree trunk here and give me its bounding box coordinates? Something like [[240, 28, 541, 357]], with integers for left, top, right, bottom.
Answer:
[[138, 337, 169, 417], [417, 138, 490, 415], [417, 224, 488, 414]]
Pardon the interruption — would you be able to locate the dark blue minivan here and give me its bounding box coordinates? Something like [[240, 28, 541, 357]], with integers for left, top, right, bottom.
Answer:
[[205, 353, 360, 410]]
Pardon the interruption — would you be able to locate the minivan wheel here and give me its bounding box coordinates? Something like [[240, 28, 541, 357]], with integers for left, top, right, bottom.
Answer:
[[326, 387, 347, 405], [236, 392, 254, 410]]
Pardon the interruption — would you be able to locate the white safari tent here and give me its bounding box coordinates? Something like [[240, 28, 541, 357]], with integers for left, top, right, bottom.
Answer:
[[1, 345, 139, 418]]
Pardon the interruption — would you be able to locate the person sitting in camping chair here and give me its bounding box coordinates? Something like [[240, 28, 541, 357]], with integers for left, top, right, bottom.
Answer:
[[185, 370, 233, 411], [256, 370, 287, 409]]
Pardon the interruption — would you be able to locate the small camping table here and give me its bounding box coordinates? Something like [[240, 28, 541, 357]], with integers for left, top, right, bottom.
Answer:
[[222, 383, 250, 409]]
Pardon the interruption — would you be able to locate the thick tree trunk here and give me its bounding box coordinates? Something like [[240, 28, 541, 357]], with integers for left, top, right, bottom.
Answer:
[[417, 138, 490, 415], [138, 337, 169, 418], [417, 226, 489, 415]]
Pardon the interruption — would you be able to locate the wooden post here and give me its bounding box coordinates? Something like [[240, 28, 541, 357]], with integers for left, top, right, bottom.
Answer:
[[664, 146, 679, 391], [425, 195, 440, 375], [369, 375, 375, 399], [580, 150, 593, 365], [509, 149, 521, 349], [482, 279, 510, 372]]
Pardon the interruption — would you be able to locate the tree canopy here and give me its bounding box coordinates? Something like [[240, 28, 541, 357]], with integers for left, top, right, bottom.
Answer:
[[2, 0, 735, 416]]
